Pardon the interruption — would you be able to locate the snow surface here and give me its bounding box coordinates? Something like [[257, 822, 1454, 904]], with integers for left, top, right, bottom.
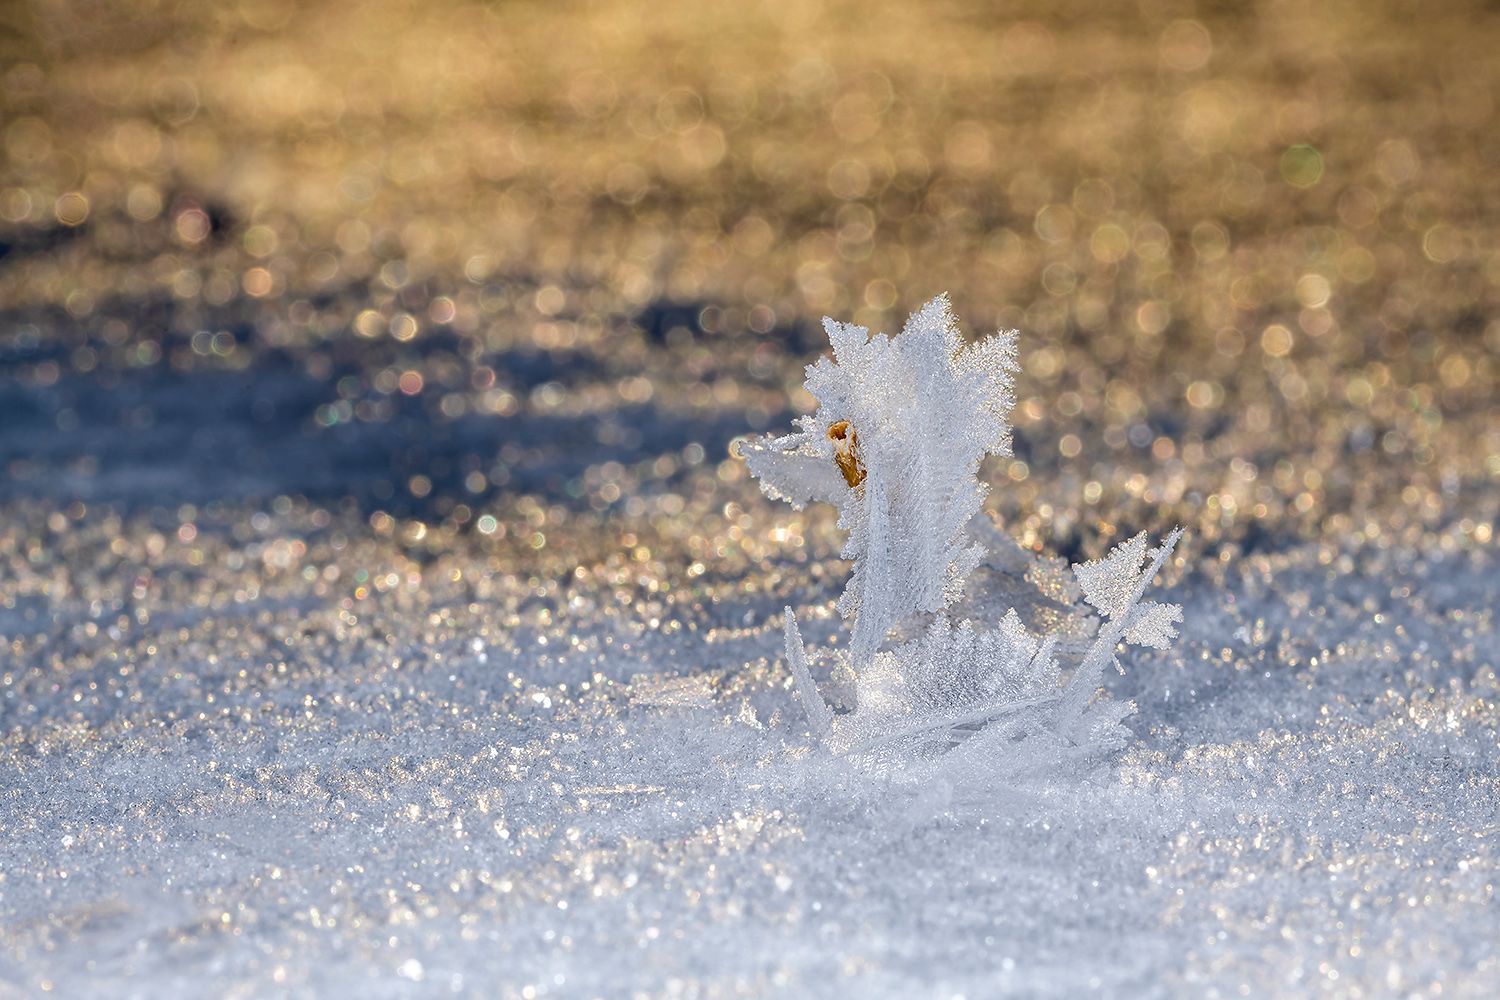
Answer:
[[3, 504, 1497, 996]]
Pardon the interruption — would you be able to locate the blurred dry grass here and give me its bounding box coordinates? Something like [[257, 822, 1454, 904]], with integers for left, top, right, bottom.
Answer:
[[2, 0, 1498, 549]]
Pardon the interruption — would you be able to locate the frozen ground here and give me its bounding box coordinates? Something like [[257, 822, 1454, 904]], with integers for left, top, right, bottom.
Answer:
[[2, 431, 1497, 996], [1, 294, 1497, 1000]]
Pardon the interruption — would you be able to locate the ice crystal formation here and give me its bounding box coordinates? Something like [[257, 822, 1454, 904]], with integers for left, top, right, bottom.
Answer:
[[746, 295, 1183, 769], [742, 294, 1020, 666]]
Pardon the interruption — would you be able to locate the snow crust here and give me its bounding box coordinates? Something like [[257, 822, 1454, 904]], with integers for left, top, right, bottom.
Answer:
[[4, 522, 1497, 997]]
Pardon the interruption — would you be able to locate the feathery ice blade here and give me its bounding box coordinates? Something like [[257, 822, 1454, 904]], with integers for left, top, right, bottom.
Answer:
[[743, 295, 1019, 666], [1057, 527, 1183, 740], [784, 608, 833, 739]]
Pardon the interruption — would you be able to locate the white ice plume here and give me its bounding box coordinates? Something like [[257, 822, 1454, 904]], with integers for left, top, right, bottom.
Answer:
[[743, 294, 1018, 666], [749, 295, 1186, 772]]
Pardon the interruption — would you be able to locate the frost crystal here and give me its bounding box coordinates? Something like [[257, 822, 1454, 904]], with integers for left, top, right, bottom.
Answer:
[[1056, 527, 1183, 741], [749, 295, 1185, 772], [743, 294, 1018, 665], [783, 608, 833, 740]]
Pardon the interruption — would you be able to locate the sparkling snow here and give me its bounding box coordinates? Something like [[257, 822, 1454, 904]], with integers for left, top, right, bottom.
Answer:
[[3, 488, 1496, 995]]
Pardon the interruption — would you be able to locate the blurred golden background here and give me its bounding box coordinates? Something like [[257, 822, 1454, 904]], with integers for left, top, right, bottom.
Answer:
[[1, 0, 1497, 563]]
